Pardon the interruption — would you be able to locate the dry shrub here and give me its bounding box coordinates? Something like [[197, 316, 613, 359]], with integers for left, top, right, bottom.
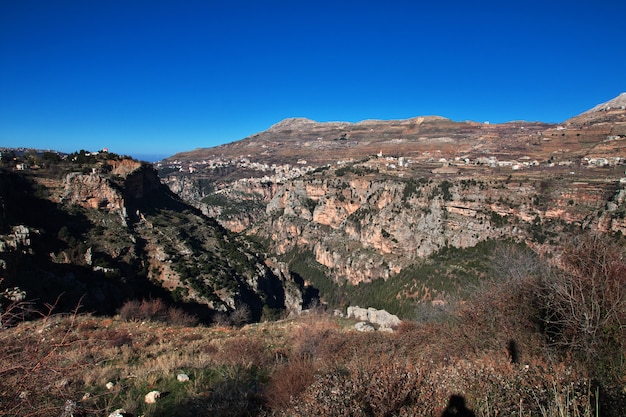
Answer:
[[395, 320, 420, 334], [0, 315, 94, 417], [213, 336, 271, 367], [289, 313, 343, 361], [211, 311, 230, 327], [118, 299, 141, 321], [264, 358, 316, 410], [428, 355, 593, 417], [167, 306, 199, 326], [178, 331, 204, 343], [104, 329, 133, 347], [191, 365, 265, 417], [119, 298, 198, 326], [540, 234, 626, 379], [453, 254, 547, 362], [230, 304, 251, 327], [138, 297, 168, 321], [279, 351, 594, 417], [284, 356, 425, 417]]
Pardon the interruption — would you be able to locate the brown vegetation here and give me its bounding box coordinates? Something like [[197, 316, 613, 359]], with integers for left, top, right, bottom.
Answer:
[[0, 235, 624, 416]]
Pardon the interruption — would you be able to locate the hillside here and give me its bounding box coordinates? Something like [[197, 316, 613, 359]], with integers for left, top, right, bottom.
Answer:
[[2, 233, 625, 416], [158, 94, 626, 314], [0, 151, 307, 323], [0, 97, 625, 416]]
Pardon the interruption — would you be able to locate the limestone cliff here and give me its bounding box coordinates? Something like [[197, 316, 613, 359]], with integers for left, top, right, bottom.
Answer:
[[167, 165, 625, 286], [0, 156, 307, 321], [158, 94, 626, 297], [62, 161, 161, 217]]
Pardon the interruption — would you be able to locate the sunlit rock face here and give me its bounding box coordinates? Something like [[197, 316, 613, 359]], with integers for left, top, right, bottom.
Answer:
[[158, 95, 626, 285]]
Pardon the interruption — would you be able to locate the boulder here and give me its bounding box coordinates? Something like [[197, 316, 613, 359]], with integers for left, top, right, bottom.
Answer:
[[354, 321, 375, 332], [145, 390, 161, 404], [347, 305, 401, 330], [347, 306, 369, 321], [369, 308, 401, 330]]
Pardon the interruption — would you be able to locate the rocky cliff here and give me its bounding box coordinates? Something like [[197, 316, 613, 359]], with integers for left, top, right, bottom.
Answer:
[[0, 154, 306, 321], [159, 94, 626, 292], [205, 166, 623, 285]]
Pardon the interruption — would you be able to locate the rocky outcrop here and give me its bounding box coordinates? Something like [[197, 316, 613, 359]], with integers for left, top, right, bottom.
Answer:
[[63, 173, 126, 212], [0, 158, 313, 321], [123, 164, 161, 200], [62, 162, 160, 217], [347, 306, 401, 330], [0, 225, 33, 253], [208, 171, 625, 286], [354, 321, 375, 332]]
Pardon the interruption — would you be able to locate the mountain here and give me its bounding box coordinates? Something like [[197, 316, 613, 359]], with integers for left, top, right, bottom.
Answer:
[[3, 95, 625, 321], [582, 92, 626, 113], [157, 94, 626, 314], [0, 151, 308, 322], [164, 94, 626, 173], [165, 116, 552, 168], [1, 97, 625, 417]]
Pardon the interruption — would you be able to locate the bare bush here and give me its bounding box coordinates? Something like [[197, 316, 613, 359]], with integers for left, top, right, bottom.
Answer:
[[490, 242, 546, 283], [118, 299, 141, 321], [540, 234, 626, 380], [264, 358, 316, 410], [119, 298, 198, 326], [213, 336, 271, 368], [167, 306, 199, 326], [230, 304, 251, 327], [285, 357, 425, 417]]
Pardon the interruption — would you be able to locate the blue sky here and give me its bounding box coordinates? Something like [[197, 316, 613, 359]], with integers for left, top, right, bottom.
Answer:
[[1, 1, 625, 161]]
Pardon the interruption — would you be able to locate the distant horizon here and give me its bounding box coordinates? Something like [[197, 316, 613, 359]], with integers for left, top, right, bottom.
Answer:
[[1, 95, 622, 163], [2, 1, 625, 158]]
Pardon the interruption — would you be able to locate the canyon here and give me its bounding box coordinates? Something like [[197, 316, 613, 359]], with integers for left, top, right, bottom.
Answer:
[[158, 94, 626, 295]]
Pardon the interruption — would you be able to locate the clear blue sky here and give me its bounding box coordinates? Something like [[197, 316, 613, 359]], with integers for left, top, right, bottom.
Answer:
[[1, 1, 625, 161]]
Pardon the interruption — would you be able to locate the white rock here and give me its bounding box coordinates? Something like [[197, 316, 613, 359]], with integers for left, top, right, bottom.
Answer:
[[177, 373, 190, 382], [347, 305, 401, 330], [354, 321, 375, 332], [105, 381, 115, 390], [108, 409, 126, 417], [145, 390, 161, 404]]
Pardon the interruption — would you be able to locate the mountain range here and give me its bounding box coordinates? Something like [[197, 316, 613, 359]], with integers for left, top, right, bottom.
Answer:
[[1, 94, 626, 417], [150, 94, 626, 313], [1, 94, 625, 320]]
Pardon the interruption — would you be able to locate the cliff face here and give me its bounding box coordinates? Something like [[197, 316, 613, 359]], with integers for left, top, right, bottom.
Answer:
[[63, 172, 127, 211], [0, 157, 305, 321], [158, 95, 626, 289], [163, 163, 626, 286], [62, 161, 161, 215], [247, 173, 622, 284]]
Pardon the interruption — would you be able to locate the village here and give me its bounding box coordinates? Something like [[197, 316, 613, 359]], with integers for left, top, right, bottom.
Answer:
[[157, 149, 625, 186]]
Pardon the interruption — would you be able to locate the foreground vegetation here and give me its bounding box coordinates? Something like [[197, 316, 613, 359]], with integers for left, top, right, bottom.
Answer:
[[1, 234, 624, 416]]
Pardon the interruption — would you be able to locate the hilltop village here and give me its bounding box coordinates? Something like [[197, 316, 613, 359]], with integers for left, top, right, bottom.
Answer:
[[157, 150, 625, 187]]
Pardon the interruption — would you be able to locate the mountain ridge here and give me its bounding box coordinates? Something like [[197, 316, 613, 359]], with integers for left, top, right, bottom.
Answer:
[[165, 94, 625, 168], [0, 152, 307, 322], [583, 92, 626, 113], [156, 93, 626, 307]]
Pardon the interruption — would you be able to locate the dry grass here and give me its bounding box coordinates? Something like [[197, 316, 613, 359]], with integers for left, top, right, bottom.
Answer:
[[0, 266, 621, 417]]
